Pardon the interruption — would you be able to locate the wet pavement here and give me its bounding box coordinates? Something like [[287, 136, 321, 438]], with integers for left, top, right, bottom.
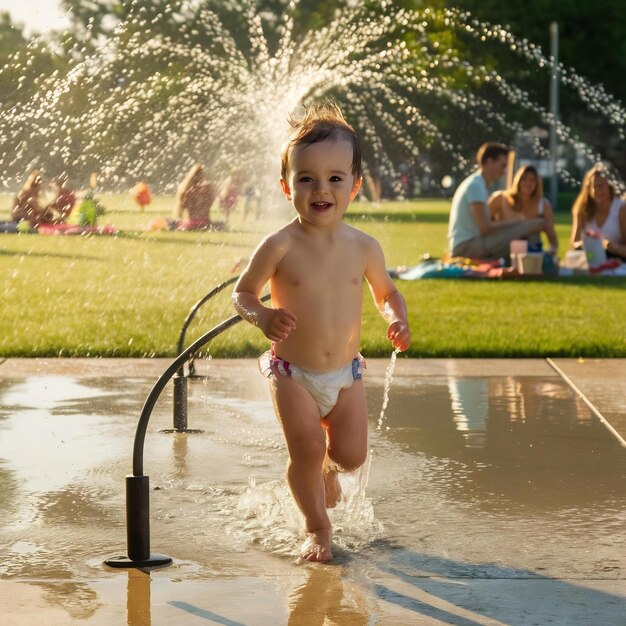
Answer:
[[0, 357, 624, 625]]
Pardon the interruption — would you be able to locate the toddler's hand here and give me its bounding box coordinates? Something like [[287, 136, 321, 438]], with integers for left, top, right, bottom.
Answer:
[[262, 307, 297, 342], [387, 321, 411, 352]]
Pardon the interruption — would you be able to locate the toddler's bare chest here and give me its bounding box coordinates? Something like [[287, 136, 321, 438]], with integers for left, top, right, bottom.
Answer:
[[278, 244, 364, 291]]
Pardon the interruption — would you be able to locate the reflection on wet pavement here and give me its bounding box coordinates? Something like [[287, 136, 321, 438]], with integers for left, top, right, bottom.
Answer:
[[364, 369, 626, 605], [374, 375, 625, 510], [0, 361, 624, 624], [287, 566, 370, 625], [127, 570, 151, 626]]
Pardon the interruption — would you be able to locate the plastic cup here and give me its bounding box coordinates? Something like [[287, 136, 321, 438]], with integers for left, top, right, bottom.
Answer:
[[510, 239, 528, 254], [582, 235, 607, 268]]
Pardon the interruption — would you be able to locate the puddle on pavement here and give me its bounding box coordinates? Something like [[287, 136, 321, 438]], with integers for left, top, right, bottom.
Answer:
[[367, 373, 626, 580], [0, 366, 624, 624]]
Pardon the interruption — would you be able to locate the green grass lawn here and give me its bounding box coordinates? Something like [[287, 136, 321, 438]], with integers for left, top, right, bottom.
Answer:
[[1, 195, 624, 358]]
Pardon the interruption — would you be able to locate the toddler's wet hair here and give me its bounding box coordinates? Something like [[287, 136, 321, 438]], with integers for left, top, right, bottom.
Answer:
[[281, 101, 362, 181]]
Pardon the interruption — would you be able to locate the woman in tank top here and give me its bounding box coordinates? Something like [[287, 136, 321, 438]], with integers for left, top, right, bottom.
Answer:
[[488, 164, 559, 253], [570, 164, 626, 261]]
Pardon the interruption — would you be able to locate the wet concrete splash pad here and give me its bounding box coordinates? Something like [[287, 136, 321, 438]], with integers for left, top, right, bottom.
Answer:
[[0, 358, 624, 625]]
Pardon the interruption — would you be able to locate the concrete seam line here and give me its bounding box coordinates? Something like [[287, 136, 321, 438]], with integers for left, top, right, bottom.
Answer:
[[546, 357, 626, 449]]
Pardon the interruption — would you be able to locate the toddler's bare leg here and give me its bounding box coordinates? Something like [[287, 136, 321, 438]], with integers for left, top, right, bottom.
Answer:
[[322, 452, 342, 508], [322, 379, 368, 474], [269, 374, 333, 562]]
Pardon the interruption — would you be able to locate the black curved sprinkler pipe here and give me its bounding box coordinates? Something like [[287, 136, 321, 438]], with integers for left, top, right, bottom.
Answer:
[[105, 298, 269, 569], [170, 276, 240, 433]]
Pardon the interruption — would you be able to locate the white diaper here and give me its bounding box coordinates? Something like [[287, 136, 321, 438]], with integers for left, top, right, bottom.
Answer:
[[259, 351, 365, 417]]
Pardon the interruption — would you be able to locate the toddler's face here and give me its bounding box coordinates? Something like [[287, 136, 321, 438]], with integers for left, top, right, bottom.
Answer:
[[281, 138, 361, 228]]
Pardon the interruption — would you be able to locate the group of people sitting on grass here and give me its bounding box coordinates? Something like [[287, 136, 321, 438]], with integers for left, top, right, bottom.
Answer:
[[6, 146, 626, 262], [447, 142, 626, 265], [4, 169, 108, 233], [5, 164, 247, 233], [9, 170, 77, 229]]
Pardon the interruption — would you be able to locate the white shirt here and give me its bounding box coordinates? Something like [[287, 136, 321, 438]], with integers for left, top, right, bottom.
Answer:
[[588, 197, 624, 244]]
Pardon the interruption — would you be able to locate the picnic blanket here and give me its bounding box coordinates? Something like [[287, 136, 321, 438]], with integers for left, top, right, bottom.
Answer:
[[37, 223, 118, 236], [0, 221, 118, 235], [390, 256, 626, 279], [390, 258, 506, 280]]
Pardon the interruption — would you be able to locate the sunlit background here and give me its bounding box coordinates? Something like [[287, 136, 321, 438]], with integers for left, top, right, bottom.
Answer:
[[0, 0, 70, 34]]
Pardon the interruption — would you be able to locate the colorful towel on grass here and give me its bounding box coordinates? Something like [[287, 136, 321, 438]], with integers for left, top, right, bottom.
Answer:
[[391, 256, 626, 279], [0, 221, 117, 235], [586, 259, 626, 276], [391, 258, 505, 280], [586, 259, 626, 275], [37, 223, 118, 236]]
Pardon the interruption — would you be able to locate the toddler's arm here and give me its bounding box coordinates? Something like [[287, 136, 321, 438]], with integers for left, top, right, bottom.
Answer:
[[232, 234, 297, 342], [233, 290, 296, 342], [364, 237, 411, 352], [381, 291, 411, 352]]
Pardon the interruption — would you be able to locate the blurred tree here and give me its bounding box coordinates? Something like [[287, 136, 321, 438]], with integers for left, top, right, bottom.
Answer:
[[1, 0, 623, 190], [0, 11, 27, 56], [447, 0, 626, 176], [0, 12, 73, 180], [447, 0, 626, 102], [0, 12, 30, 103]]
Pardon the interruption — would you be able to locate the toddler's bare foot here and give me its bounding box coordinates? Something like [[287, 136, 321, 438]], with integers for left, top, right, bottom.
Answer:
[[323, 465, 342, 508], [300, 528, 333, 562]]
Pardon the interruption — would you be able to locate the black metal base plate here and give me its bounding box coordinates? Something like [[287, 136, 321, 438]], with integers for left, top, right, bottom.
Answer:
[[104, 554, 173, 569]]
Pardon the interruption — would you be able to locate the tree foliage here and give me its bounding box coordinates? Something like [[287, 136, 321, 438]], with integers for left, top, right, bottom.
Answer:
[[447, 0, 626, 173], [0, 0, 624, 191], [448, 0, 626, 102]]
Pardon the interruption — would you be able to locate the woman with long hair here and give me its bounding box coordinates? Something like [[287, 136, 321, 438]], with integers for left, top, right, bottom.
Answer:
[[173, 163, 217, 229], [488, 164, 559, 254], [570, 164, 626, 261]]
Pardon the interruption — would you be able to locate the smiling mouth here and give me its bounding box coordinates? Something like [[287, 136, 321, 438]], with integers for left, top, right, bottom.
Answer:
[[311, 201, 333, 210]]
